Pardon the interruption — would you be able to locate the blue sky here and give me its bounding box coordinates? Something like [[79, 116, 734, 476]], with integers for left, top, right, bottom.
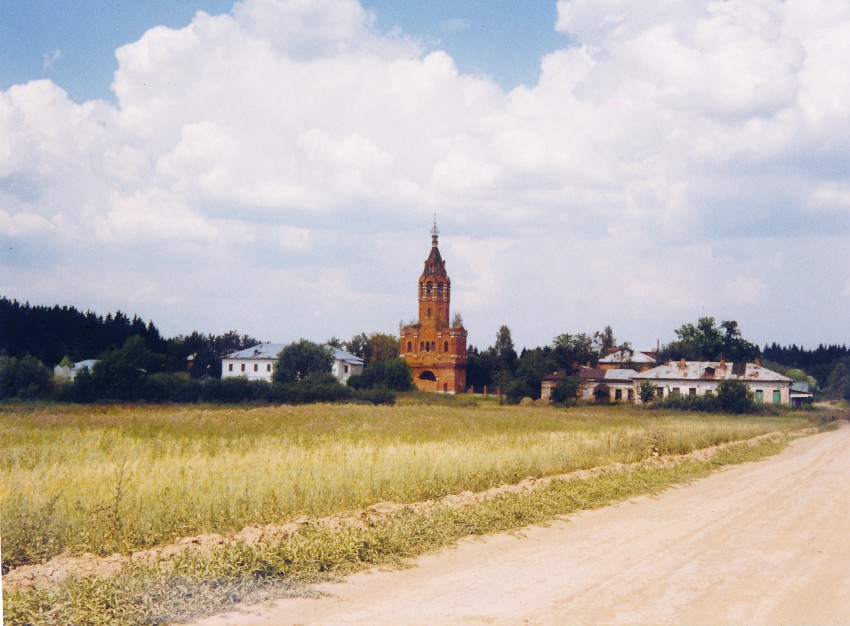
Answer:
[[2, 0, 849, 353], [1, 1, 564, 101]]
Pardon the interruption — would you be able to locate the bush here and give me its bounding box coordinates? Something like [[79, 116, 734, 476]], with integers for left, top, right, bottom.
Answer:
[[716, 379, 756, 414], [550, 375, 580, 405], [0, 355, 54, 399], [637, 380, 657, 404], [651, 380, 756, 414], [347, 358, 412, 391]]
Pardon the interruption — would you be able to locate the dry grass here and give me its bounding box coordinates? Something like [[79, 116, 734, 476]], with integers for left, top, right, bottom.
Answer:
[[1, 401, 810, 574]]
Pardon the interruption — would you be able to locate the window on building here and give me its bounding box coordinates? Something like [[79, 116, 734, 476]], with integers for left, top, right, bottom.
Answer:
[[656, 388, 664, 398], [438, 284, 443, 297], [252, 363, 257, 371], [228, 364, 233, 372], [615, 389, 622, 401], [267, 364, 271, 372], [755, 389, 764, 403], [689, 387, 697, 396], [773, 390, 781, 403], [241, 364, 245, 372], [627, 389, 634, 401], [428, 307, 432, 317], [431, 341, 436, 352], [427, 283, 432, 296], [444, 341, 449, 352], [344, 364, 349, 374], [672, 387, 680, 395], [407, 341, 412, 352]]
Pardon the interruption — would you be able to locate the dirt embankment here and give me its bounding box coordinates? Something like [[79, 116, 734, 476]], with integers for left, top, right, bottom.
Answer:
[[191, 421, 850, 626], [3, 428, 807, 592]]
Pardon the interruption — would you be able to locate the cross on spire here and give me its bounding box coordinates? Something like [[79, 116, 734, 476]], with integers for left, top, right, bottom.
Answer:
[[431, 213, 439, 246]]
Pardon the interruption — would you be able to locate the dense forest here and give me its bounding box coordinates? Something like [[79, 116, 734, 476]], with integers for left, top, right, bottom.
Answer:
[[0, 296, 259, 378], [1, 295, 848, 403]]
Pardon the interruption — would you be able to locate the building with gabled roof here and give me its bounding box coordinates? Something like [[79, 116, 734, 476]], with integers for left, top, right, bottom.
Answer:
[[598, 348, 657, 372], [221, 343, 363, 383], [632, 358, 794, 405]]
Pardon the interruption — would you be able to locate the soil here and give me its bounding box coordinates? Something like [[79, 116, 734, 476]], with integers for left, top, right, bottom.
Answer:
[[187, 423, 850, 626]]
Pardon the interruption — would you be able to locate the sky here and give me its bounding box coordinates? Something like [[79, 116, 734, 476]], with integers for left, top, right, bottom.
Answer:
[[2, 0, 850, 354]]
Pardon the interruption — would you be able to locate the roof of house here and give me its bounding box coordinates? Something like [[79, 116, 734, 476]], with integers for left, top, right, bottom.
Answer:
[[632, 361, 793, 383], [599, 349, 656, 364], [790, 381, 812, 394], [543, 367, 638, 383], [224, 343, 364, 366], [579, 366, 639, 382]]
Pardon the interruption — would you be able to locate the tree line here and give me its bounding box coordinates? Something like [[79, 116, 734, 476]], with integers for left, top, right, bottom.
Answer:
[[2, 295, 848, 403], [466, 316, 849, 403]]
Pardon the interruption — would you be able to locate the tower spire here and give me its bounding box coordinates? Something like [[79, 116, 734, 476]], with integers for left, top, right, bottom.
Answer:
[[431, 213, 439, 247]]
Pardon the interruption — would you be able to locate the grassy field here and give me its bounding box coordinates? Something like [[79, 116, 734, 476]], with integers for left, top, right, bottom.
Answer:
[[1, 399, 812, 575]]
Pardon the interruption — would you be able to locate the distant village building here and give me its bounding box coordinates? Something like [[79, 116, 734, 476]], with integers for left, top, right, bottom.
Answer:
[[399, 221, 468, 393], [54, 359, 98, 381], [221, 343, 364, 383], [540, 365, 638, 403], [542, 358, 795, 406], [578, 366, 639, 402], [632, 359, 794, 405], [598, 348, 657, 372]]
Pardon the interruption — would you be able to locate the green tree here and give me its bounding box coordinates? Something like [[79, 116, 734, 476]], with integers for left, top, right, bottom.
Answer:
[[89, 336, 165, 399], [0, 354, 54, 399], [369, 333, 400, 365], [550, 375, 580, 404], [593, 325, 617, 356], [660, 317, 758, 362], [716, 379, 756, 413], [345, 333, 370, 361], [823, 362, 850, 400], [552, 332, 596, 368], [638, 380, 657, 403], [347, 357, 412, 391], [272, 340, 333, 384]]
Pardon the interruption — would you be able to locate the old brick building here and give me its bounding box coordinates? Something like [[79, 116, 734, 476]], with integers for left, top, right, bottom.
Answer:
[[400, 222, 467, 393]]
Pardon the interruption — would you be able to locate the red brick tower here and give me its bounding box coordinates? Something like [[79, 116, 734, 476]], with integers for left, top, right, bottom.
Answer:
[[400, 220, 468, 393]]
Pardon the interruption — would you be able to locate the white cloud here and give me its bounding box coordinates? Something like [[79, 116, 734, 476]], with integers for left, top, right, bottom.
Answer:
[[43, 49, 62, 70], [2, 0, 850, 348]]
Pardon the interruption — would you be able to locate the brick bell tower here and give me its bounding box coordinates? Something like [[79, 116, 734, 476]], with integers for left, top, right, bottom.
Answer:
[[400, 218, 468, 393]]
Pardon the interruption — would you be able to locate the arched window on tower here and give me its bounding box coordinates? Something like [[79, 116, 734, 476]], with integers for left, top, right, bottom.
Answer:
[[444, 341, 449, 352], [437, 283, 443, 297], [427, 283, 433, 296]]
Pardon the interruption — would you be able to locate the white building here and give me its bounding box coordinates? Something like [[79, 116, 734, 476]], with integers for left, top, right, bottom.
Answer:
[[632, 359, 794, 405], [54, 359, 98, 381], [221, 343, 364, 383]]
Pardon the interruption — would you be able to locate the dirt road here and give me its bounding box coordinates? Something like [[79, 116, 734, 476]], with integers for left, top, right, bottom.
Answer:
[[193, 424, 850, 625]]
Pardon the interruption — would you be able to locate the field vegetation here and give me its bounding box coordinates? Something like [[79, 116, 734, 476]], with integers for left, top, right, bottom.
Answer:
[[2, 400, 826, 624]]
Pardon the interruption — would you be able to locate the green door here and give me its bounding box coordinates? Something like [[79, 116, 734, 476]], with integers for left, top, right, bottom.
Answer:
[[773, 390, 781, 404]]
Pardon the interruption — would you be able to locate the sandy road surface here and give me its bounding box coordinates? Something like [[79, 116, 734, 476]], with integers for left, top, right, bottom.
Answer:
[[192, 424, 850, 625]]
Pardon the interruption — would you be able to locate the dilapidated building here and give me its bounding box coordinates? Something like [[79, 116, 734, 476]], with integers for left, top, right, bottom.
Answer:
[[632, 359, 794, 405]]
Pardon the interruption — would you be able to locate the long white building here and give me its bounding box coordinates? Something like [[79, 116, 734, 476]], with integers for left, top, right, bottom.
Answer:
[[221, 343, 364, 383]]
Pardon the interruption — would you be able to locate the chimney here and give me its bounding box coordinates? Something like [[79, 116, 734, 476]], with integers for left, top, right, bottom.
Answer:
[[587, 361, 591, 368], [720, 357, 726, 368], [755, 358, 761, 367]]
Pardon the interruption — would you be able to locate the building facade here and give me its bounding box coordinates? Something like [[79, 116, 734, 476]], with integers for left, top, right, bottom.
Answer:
[[400, 222, 468, 393], [632, 359, 794, 405], [221, 343, 364, 383]]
